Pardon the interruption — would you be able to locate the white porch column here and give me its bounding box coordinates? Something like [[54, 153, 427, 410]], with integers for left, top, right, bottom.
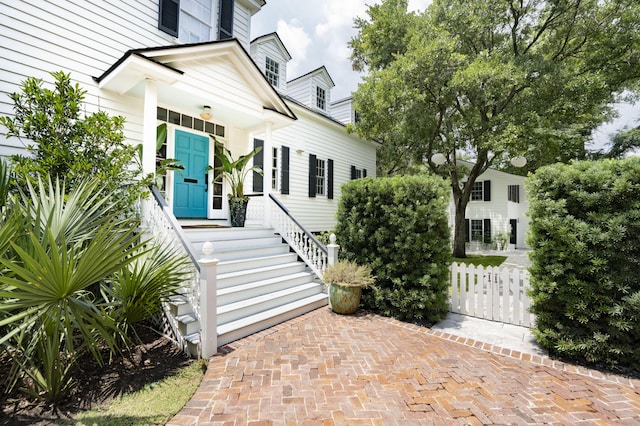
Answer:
[[142, 78, 158, 177], [141, 78, 157, 224], [263, 121, 273, 227]]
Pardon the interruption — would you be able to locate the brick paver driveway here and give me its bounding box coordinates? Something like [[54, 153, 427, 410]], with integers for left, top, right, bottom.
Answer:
[[169, 308, 640, 425]]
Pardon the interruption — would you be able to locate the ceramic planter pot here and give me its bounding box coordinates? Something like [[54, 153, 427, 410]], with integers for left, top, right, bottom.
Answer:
[[229, 197, 248, 227], [329, 283, 362, 315]]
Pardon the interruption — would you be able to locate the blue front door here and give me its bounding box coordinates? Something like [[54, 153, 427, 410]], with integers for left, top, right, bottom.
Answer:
[[173, 130, 209, 218]]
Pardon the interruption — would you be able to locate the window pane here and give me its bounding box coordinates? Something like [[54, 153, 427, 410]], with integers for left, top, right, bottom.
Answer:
[[471, 181, 483, 201], [272, 147, 278, 190], [316, 87, 326, 110], [316, 158, 325, 195], [471, 219, 483, 242], [266, 57, 279, 87]]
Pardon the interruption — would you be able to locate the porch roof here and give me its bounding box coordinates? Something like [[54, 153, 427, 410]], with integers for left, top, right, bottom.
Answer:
[[94, 39, 296, 131]]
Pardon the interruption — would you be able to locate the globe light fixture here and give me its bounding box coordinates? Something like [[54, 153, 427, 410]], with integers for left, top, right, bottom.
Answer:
[[200, 105, 213, 120], [431, 153, 447, 165], [510, 156, 527, 168]]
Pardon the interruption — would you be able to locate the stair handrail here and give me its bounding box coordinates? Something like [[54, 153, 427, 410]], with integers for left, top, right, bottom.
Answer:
[[268, 193, 328, 278], [149, 186, 200, 272]]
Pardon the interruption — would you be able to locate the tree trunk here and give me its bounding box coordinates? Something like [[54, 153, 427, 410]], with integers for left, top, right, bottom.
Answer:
[[452, 196, 469, 258]]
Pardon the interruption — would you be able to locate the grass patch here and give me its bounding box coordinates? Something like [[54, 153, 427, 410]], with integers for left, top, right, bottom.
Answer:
[[453, 255, 507, 268], [64, 359, 206, 426]]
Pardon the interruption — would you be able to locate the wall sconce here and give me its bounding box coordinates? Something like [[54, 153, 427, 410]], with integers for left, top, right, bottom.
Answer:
[[200, 105, 213, 120], [296, 149, 304, 155]]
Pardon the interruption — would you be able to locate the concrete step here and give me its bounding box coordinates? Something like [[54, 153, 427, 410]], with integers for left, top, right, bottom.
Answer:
[[217, 271, 316, 306], [217, 253, 299, 274], [217, 262, 307, 288], [217, 294, 328, 346]]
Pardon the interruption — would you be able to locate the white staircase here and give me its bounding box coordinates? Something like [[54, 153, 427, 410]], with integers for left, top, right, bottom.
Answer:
[[169, 226, 327, 350]]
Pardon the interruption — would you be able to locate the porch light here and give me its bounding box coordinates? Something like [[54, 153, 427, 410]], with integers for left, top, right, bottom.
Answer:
[[200, 105, 213, 120]]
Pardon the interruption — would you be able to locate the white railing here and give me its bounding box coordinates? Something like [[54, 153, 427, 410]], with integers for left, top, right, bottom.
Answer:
[[146, 188, 201, 350], [246, 194, 264, 223], [268, 194, 329, 278], [449, 262, 534, 327]]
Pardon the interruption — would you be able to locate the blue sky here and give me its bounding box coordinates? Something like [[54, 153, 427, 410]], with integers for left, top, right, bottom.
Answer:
[[251, 0, 639, 151]]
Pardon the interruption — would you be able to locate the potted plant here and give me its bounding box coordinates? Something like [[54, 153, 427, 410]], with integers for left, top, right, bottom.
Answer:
[[323, 260, 375, 315], [209, 139, 263, 227]]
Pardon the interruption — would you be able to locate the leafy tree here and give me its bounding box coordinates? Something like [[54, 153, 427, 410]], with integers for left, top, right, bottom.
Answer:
[[593, 126, 640, 159], [0, 71, 146, 215], [349, 0, 640, 257]]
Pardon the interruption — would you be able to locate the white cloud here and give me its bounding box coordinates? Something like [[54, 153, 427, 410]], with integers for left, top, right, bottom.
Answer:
[[275, 19, 312, 78]]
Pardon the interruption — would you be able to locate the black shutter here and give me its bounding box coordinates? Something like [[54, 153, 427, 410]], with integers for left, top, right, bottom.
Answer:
[[465, 219, 470, 243], [351, 165, 357, 180], [159, 0, 180, 37], [484, 180, 491, 201], [218, 0, 234, 39], [281, 146, 290, 194], [252, 139, 263, 193], [328, 159, 334, 199], [308, 154, 317, 197], [483, 219, 492, 244], [363, 169, 367, 178]]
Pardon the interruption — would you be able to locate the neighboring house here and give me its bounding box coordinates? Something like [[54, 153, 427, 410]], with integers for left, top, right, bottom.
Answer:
[[447, 162, 530, 250], [1, 1, 377, 356]]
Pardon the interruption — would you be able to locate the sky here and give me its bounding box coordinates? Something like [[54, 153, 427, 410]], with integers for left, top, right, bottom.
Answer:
[[251, 0, 638, 150]]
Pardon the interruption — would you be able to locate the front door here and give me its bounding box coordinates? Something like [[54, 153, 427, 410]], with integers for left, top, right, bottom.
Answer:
[[509, 219, 517, 246], [173, 130, 209, 218]]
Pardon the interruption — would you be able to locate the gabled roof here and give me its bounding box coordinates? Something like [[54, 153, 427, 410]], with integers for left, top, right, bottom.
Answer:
[[94, 38, 296, 127], [287, 66, 336, 88], [250, 32, 292, 61]]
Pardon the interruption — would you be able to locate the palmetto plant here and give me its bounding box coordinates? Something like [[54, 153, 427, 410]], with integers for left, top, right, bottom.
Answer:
[[0, 170, 189, 402]]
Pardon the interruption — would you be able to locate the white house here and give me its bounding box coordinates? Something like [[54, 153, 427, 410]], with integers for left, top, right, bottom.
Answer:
[[0, 1, 377, 356], [448, 163, 530, 250]]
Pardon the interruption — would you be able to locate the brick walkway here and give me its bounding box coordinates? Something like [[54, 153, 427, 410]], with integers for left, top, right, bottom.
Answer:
[[168, 308, 640, 425]]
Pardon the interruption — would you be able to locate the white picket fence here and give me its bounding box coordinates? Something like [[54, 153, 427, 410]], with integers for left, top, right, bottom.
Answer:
[[449, 262, 535, 327]]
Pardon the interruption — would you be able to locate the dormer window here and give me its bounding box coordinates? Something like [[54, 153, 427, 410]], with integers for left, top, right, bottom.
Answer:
[[266, 57, 279, 87], [316, 86, 326, 111]]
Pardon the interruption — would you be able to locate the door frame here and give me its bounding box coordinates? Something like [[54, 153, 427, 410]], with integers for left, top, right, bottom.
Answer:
[[163, 124, 228, 220]]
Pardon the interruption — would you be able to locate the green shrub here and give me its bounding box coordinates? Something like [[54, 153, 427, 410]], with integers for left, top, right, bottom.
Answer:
[[335, 175, 451, 324], [526, 158, 640, 370]]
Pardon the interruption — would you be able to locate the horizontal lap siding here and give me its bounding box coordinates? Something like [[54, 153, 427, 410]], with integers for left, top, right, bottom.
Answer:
[[232, 4, 251, 49], [250, 40, 289, 93], [270, 104, 376, 232], [0, 0, 178, 156]]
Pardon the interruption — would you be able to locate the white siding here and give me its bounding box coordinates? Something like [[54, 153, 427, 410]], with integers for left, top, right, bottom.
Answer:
[[232, 2, 251, 49], [264, 102, 377, 232], [287, 77, 312, 107], [330, 98, 353, 125]]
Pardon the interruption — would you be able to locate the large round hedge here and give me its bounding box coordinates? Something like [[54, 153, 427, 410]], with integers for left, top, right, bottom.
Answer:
[[335, 174, 451, 324], [526, 158, 640, 370]]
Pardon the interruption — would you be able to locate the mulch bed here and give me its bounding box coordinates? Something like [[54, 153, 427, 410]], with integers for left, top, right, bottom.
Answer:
[[0, 324, 192, 425]]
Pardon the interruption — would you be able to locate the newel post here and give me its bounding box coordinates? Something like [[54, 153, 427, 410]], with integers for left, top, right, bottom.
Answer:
[[198, 241, 218, 358], [327, 233, 340, 266]]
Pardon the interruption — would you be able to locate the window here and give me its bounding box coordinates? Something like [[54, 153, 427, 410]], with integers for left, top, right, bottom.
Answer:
[[469, 180, 491, 201], [179, 0, 213, 42], [272, 147, 279, 190], [316, 158, 325, 196], [508, 184, 520, 203], [471, 181, 484, 201], [471, 220, 484, 242], [316, 86, 326, 110], [156, 106, 225, 136], [467, 218, 492, 243], [265, 57, 279, 87], [351, 165, 367, 180], [218, 0, 234, 39]]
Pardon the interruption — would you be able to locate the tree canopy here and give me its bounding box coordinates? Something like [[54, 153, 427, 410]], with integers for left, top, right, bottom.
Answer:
[[350, 0, 640, 256]]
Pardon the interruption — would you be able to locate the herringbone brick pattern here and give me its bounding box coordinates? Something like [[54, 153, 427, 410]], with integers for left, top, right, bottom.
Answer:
[[168, 308, 640, 425]]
